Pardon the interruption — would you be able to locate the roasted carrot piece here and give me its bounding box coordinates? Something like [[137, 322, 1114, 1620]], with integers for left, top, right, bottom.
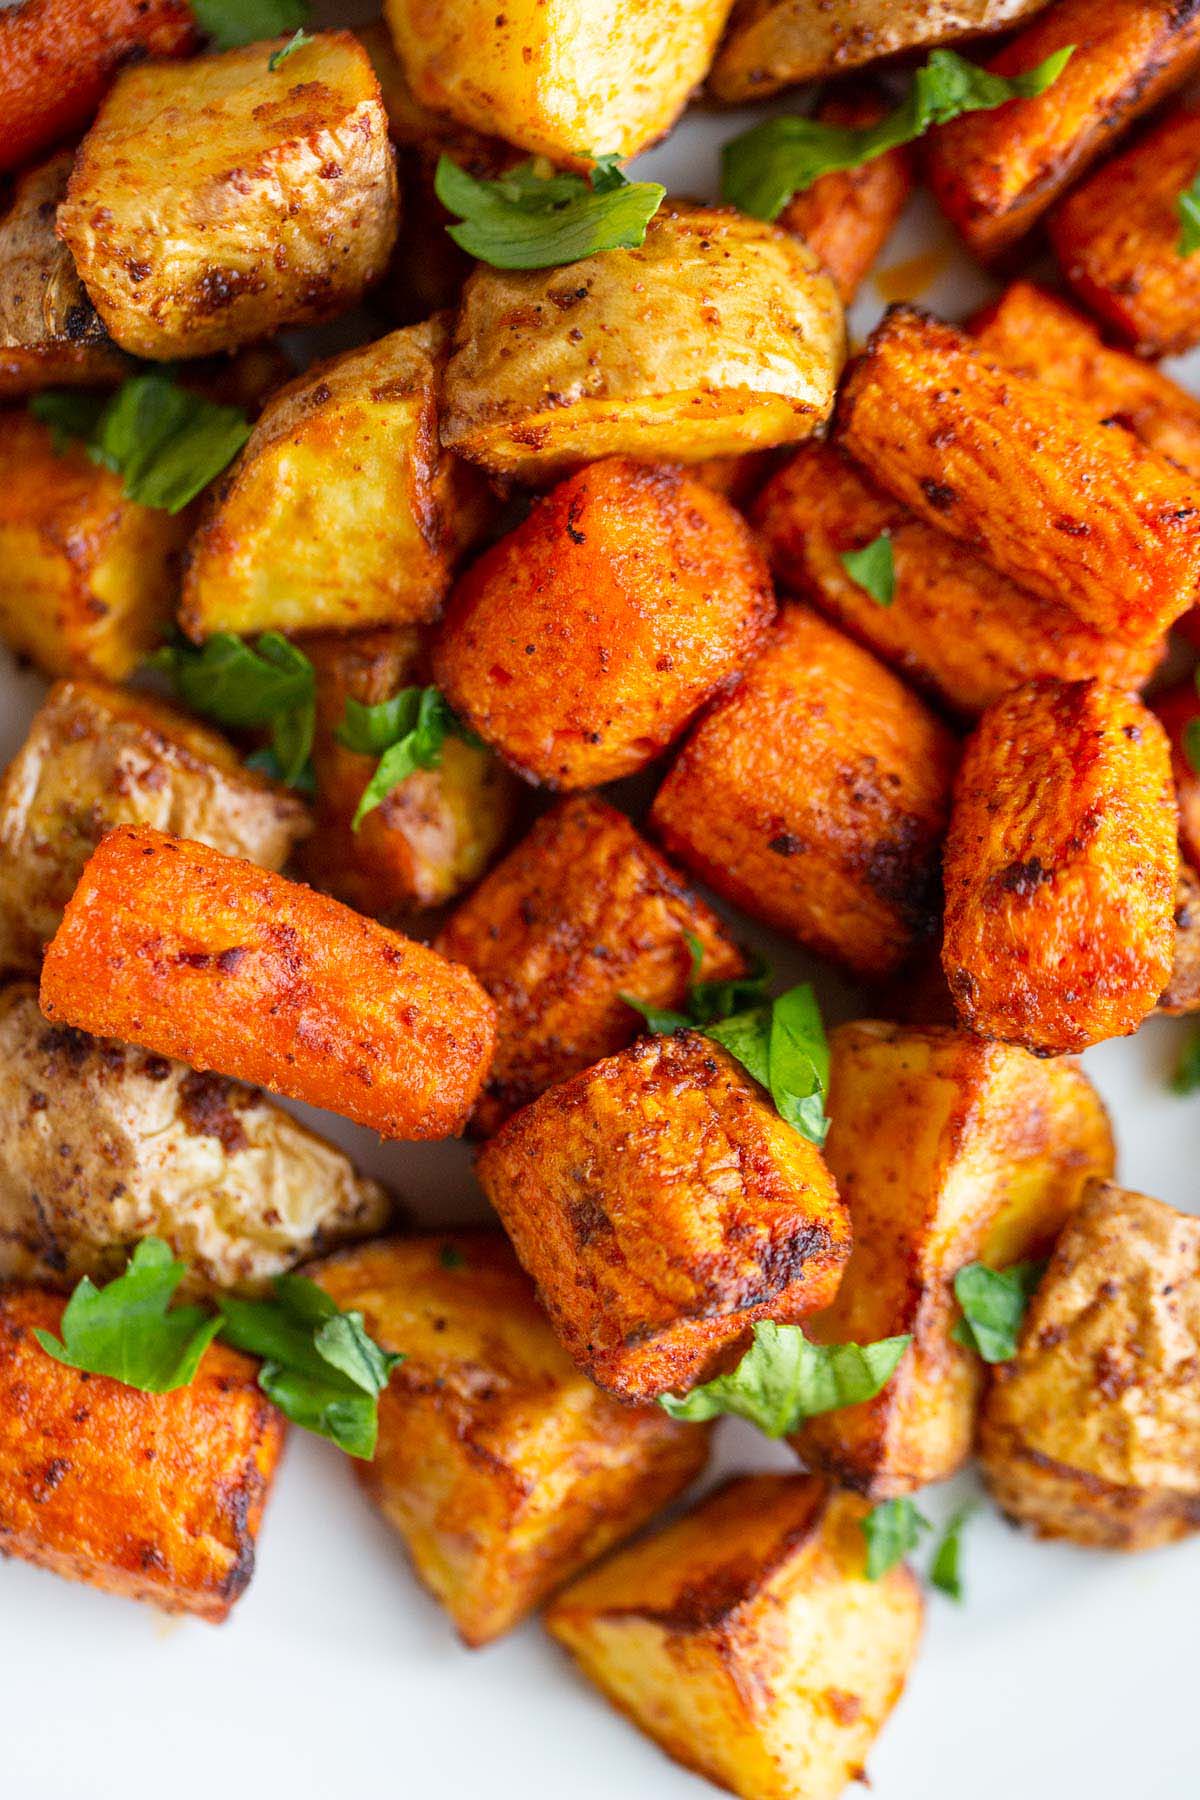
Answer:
[[778, 85, 913, 305], [39, 826, 497, 1140], [1153, 678, 1200, 870], [925, 0, 1200, 258], [942, 680, 1179, 1054], [836, 305, 1200, 644]]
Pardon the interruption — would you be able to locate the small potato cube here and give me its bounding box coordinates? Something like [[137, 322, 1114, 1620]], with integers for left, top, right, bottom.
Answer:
[[836, 305, 1200, 643], [0, 410, 190, 679], [435, 796, 747, 1133], [39, 826, 497, 1141], [1153, 678, 1200, 868], [792, 1023, 1115, 1498], [942, 680, 1179, 1054], [1160, 865, 1200, 1016], [926, 0, 1200, 259], [651, 606, 958, 979], [0, 149, 127, 398], [382, 0, 733, 166], [546, 1473, 923, 1800], [0, 982, 389, 1294], [753, 444, 1162, 719], [475, 1031, 851, 1403], [1050, 103, 1200, 357], [0, 1284, 283, 1619], [181, 320, 489, 641], [300, 627, 517, 917], [777, 87, 913, 305], [58, 33, 398, 360], [432, 458, 775, 788], [0, 678, 309, 973], [980, 1181, 1200, 1550], [314, 1232, 710, 1645], [441, 204, 845, 482]]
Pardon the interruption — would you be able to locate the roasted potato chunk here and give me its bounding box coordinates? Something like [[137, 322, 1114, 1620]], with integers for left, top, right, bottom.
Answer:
[[925, 0, 1200, 258], [314, 1232, 710, 1645], [441, 204, 845, 482], [1153, 678, 1200, 869], [0, 149, 127, 398], [709, 0, 1046, 99], [0, 1285, 283, 1618], [0, 410, 189, 679], [432, 459, 775, 788], [0, 983, 389, 1294], [980, 1181, 1200, 1550], [382, 0, 733, 165], [546, 1473, 923, 1800], [942, 680, 1179, 1054], [435, 796, 747, 1133], [475, 1031, 851, 1403], [0, 679, 309, 974], [753, 444, 1162, 719], [651, 606, 958, 979], [58, 33, 398, 360], [792, 1023, 1114, 1499], [39, 826, 497, 1141], [777, 87, 913, 305], [1160, 865, 1200, 1015], [182, 320, 488, 641], [300, 627, 516, 917], [1050, 103, 1200, 357], [836, 305, 1200, 643]]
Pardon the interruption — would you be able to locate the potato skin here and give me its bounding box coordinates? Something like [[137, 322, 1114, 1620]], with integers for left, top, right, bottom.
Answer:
[[0, 982, 389, 1294], [314, 1232, 710, 1646], [836, 304, 1200, 643], [39, 826, 497, 1141], [651, 606, 958, 980], [182, 320, 488, 641], [432, 459, 775, 789], [435, 796, 747, 1134], [300, 627, 517, 918], [475, 1031, 851, 1403], [382, 0, 733, 165], [441, 204, 845, 482], [58, 33, 398, 360], [0, 679, 309, 974], [0, 410, 190, 680], [0, 1286, 283, 1619], [777, 87, 913, 305], [753, 443, 1162, 719], [0, 0, 194, 174], [1050, 103, 1200, 357], [942, 680, 1179, 1054], [1160, 865, 1200, 1015], [709, 0, 1044, 99], [1153, 677, 1200, 870], [925, 0, 1200, 258], [791, 1023, 1114, 1499], [546, 1473, 923, 1800], [980, 1182, 1200, 1550]]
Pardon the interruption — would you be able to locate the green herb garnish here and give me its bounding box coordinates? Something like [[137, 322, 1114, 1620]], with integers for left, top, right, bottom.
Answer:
[[930, 1503, 976, 1600], [34, 1239, 221, 1393], [862, 1498, 933, 1581], [268, 26, 313, 68], [951, 1261, 1044, 1363], [659, 1321, 910, 1434], [191, 0, 310, 50], [153, 631, 316, 789], [1179, 171, 1200, 256], [335, 687, 482, 828], [434, 152, 665, 271], [1172, 1028, 1200, 1095], [841, 532, 895, 606]]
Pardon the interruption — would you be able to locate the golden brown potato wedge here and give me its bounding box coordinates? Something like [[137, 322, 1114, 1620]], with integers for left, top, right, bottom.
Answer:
[[475, 1032, 851, 1403], [181, 320, 488, 641], [1153, 678, 1200, 870], [435, 796, 747, 1134], [0, 982, 389, 1294], [651, 606, 958, 980], [382, 0, 734, 165], [925, 0, 1200, 258], [546, 1473, 923, 1800], [39, 826, 497, 1142], [836, 305, 1200, 644], [58, 33, 398, 360], [0, 1284, 283, 1618], [0, 679, 309, 974], [1160, 865, 1200, 1015], [0, 409, 189, 680], [753, 443, 1162, 719], [432, 458, 775, 788], [314, 1232, 710, 1646], [441, 204, 845, 482], [792, 1023, 1115, 1499], [980, 1181, 1200, 1550], [942, 680, 1179, 1054]]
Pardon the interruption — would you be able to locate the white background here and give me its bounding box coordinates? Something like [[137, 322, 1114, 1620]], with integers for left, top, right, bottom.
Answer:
[[1, 5, 1198, 1795]]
